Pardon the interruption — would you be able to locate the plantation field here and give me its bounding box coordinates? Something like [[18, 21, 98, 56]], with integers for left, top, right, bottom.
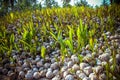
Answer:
[[0, 5, 120, 80]]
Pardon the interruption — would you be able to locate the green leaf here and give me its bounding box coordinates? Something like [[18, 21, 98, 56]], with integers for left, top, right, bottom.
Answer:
[[0, 32, 2, 37], [41, 46, 46, 59], [15, 43, 19, 51], [50, 32, 57, 41], [89, 38, 93, 50], [78, 55, 83, 62], [19, 40, 31, 48], [10, 13, 14, 19], [68, 26, 73, 44], [65, 39, 73, 53], [10, 34, 15, 45], [23, 28, 28, 40], [54, 23, 59, 32]]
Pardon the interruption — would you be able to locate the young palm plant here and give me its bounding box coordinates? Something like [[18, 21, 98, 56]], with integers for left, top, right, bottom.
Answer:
[[77, 19, 88, 52]]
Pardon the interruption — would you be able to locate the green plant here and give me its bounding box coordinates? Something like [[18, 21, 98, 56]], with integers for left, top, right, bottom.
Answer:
[[10, 33, 15, 46], [65, 26, 74, 53], [22, 28, 31, 44], [76, 19, 88, 51], [50, 30, 66, 60], [89, 29, 96, 51], [41, 46, 46, 59]]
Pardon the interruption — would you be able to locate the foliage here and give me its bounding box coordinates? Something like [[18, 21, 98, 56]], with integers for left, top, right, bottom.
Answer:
[[41, 46, 46, 59], [62, 0, 71, 7], [76, 19, 88, 51], [43, 0, 59, 8], [75, 0, 89, 7]]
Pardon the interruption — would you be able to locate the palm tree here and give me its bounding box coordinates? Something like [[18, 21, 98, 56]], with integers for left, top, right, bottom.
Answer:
[[110, 0, 120, 4]]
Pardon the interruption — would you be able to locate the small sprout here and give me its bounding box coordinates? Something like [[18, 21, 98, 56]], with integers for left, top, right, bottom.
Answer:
[[41, 46, 46, 59], [10, 12, 14, 20]]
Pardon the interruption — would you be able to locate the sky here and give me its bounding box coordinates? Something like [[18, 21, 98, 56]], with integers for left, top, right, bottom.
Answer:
[[85, 0, 103, 7], [38, 0, 105, 7], [59, 0, 104, 7]]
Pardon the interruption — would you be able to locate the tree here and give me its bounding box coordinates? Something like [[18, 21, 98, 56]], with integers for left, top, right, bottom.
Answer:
[[32, 0, 37, 5], [3, 0, 16, 11], [2, 0, 9, 12], [43, 0, 59, 8], [0, 0, 1, 8], [32, 0, 39, 9], [62, 0, 71, 7], [75, 0, 89, 7], [110, 0, 120, 4], [10, 0, 15, 10], [16, 0, 36, 10], [44, 0, 52, 8], [39, 2, 42, 9], [52, 0, 59, 8], [102, 0, 109, 6], [0, 0, 14, 16]]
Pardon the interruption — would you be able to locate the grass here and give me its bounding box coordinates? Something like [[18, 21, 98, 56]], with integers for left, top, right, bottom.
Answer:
[[0, 5, 120, 79]]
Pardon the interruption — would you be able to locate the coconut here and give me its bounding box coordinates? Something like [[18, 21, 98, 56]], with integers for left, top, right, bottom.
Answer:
[[83, 77, 90, 80], [76, 70, 82, 76], [22, 62, 29, 68], [89, 73, 97, 80], [53, 69, 59, 75], [33, 67, 38, 73], [65, 74, 74, 80], [67, 61, 74, 68], [72, 64, 80, 71], [83, 66, 93, 76], [63, 71, 69, 78], [52, 75, 61, 80], [94, 66, 103, 74], [50, 62, 59, 70], [99, 53, 110, 62], [25, 72, 33, 80], [36, 61, 43, 67], [44, 63, 51, 69], [71, 55, 79, 63], [99, 73, 106, 80], [61, 66, 68, 72], [46, 71, 54, 79], [33, 72, 40, 79], [116, 54, 120, 65], [19, 71, 25, 78], [40, 70, 46, 77], [80, 63, 89, 70], [78, 73, 87, 79]]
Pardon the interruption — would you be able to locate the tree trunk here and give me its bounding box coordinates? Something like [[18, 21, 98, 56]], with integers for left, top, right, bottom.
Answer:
[[110, 0, 113, 4], [10, 0, 14, 10], [3, 0, 9, 12]]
